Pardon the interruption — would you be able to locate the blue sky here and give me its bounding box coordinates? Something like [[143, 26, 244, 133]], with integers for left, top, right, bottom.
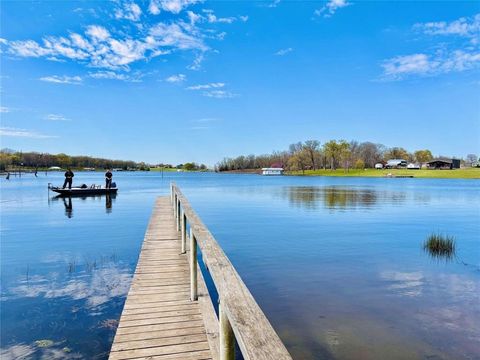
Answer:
[[1, 0, 479, 165]]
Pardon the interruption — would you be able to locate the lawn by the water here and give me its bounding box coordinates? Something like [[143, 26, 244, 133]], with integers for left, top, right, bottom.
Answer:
[[289, 167, 480, 179]]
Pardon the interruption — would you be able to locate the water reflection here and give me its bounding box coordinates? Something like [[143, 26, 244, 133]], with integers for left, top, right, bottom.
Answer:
[[279, 186, 407, 210], [51, 194, 117, 217]]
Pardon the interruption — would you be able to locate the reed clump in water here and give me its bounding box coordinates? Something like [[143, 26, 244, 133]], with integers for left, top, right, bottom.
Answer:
[[423, 233, 456, 259]]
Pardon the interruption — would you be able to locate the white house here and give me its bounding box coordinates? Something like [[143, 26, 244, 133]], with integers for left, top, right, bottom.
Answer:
[[262, 168, 284, 176]]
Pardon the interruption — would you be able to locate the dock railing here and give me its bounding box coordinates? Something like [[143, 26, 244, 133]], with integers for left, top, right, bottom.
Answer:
[[170, 183, 292, 360]]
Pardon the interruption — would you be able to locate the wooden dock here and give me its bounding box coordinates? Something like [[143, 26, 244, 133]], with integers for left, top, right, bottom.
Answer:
[[109, 197, 217, 360], [110, 185, 292, 360]]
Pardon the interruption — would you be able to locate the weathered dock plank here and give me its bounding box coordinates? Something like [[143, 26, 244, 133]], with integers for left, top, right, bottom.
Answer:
[[109, 197, 215, 360]]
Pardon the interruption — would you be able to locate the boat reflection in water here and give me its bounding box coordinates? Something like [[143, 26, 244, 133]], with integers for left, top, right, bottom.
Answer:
[[51, 194, 117, 217], [279, 186, 407, 210]]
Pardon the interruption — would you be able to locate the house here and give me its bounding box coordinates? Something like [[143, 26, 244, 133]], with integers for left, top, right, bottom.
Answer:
[[427, 159, 461, 169], [385, 159, 407, 169], [375, 163, 384, 169], [261, 167, 284, 176]]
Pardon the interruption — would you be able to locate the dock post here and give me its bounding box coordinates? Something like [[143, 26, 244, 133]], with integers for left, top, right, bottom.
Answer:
[[176, 200, 181, 232], [181, 213, 187, 254], [173, 194, 177, 219], [189, 227, 198, 301], [220, 301, 235, 360]]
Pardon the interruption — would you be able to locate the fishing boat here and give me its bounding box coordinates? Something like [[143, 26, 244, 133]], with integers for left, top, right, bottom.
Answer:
[[48, 184, 118, 196]]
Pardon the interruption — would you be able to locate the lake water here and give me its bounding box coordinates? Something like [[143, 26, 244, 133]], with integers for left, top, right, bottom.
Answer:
[[1, 172, 479, 359]]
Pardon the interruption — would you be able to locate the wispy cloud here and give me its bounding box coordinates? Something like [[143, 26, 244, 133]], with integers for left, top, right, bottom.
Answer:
[[39, 75, 82, 85], [0, 106, 10, 113], [268, 0, 281, 8], [149, 0, 201, 15], [314, 0, 351, 18], [381, 14, 480, 80], [414, 14, 480, 41], [187, 53, 205, 70], [187, 82, 224, 90], [202, 90, 236, 98], [165, 73, 186, 82], [0, 127, 57, 139], [1, 2, 246, 76], [88, 71, 143, 82], [115, 2, 142, 21], [186, 9, 248, 26], [381, 51, 480, 80], [186, 82, 236, 98], [44, 113, 70, 121], [275, 47, 293, 56]]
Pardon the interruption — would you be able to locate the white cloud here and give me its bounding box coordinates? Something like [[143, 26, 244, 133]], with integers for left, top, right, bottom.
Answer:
[[381, 50, 480, 80], [115, 2, 142, 21], [268, 0, 281, 8], [44, 113, 70, 121], [88, 71, 143, 82], [85, 25, 110, 41], [149, 0, 201, 15], [0, 127, 57, 139], [275, 47, 293, 56], [414, 13, 480, 40], [202, 90, 236, 98], [4, 22, 207, 70], [39, 75, 82, 84], [381, 14, 480, 80], [186, 10, 245, 25], [382, 53, 431, 78], [186, 82, 236, 98], [165, 73, 186, 82], [188, 52, 204, 70], [314, 0, 351, 18], [0, 106, 10, 113], [1, 3, 245, 75], [187, 82, 224, 90]]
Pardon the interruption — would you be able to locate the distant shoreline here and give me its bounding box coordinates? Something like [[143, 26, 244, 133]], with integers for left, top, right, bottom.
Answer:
[[219, 168, 480, 179]]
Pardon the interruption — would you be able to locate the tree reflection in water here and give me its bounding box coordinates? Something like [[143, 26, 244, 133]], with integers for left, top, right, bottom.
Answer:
[[279, 186, 406, 210]]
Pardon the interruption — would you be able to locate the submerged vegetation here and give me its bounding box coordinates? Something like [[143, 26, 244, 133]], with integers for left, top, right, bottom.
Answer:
[[423, 233, 456, 260]]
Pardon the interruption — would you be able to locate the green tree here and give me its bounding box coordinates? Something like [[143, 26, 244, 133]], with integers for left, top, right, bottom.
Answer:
[[323, 140, 341, 170], [287, 149, 309, 174], [355, 159, 365, 169], [414, 150, 433, 165], [183, 163, 196, 171]]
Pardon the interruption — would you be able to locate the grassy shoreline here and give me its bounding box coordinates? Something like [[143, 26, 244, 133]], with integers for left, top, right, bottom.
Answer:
[[287, 168, 480, 179]]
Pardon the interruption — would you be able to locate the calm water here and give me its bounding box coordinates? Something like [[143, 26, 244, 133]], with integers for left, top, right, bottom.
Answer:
[[1, 172, 479, 359]]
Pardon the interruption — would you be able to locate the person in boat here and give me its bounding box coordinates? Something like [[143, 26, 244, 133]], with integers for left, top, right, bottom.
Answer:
[[105, 169, 113, 189], [63, 168, 74, 189]]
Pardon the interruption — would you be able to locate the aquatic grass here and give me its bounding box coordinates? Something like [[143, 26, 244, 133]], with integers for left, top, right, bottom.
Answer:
[[423, 233, 456, 260]]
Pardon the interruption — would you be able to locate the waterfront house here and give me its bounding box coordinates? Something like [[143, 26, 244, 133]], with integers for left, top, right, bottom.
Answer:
[[427, 159, 461, 169], [262, 167, 284, 175], [385, 159, 407, 169], [407, 163, 421, 170]]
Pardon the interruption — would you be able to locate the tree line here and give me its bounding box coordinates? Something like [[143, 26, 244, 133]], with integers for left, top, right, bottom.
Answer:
[[0, 149, 146, 171], [216, 140, 478, 173]]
